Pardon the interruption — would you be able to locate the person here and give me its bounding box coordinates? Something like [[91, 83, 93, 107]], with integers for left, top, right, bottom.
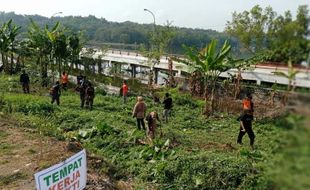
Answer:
[[50, 81, 61, 105], [145, 111, 160, 139], [237, 109, 255, 149], [162, 93, 173, 123], [77, 76, 88, 108], [121, 80, 129, 104], [20, 70, 30, 93], [132, 96, 147, 130], [85, 82, 95, 110], [61, 71, 69, 90], [76, 72, 83, 86], [243, 93, 254, 115]]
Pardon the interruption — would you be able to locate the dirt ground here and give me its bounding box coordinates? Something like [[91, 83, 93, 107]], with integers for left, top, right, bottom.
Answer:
[[0, 116, 131, 190]]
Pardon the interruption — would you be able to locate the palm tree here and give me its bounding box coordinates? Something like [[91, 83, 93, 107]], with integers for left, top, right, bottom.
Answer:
[[177, 39, 233, 115]]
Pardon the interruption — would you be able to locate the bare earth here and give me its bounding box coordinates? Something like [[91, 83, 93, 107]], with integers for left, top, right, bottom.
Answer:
[[0, 116, 130, 190]]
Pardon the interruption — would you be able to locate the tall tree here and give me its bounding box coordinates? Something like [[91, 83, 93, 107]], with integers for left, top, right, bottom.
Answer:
[[226, 5, 310, 64]]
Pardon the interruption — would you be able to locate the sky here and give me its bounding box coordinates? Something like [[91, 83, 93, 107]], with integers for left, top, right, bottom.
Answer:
[[1, 0, 309, 31]]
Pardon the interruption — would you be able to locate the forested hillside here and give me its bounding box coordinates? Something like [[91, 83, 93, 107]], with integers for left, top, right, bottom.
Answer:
[[0, 12, 239, 54]]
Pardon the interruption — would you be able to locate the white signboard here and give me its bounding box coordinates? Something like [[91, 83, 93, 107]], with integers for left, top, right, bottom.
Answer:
[[35, 149, 87, 190]]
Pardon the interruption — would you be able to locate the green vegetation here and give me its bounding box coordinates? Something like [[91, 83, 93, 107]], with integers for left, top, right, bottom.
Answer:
[[0, 75, 309, 189], [0, 172, 27, 186], [0, 12, 237, 55], [0, 4, 309, 189], [226, 5, 310, 64], [177, 39, 234, 114]]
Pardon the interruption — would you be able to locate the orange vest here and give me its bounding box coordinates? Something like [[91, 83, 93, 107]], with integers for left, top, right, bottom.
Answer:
[[122, 84, 128, 95], [243, 98, 252, 110], [61, 74, 69, 84]]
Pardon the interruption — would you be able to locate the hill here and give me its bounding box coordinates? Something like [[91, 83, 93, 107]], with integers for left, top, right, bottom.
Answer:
[[0, 11, 240, 54]]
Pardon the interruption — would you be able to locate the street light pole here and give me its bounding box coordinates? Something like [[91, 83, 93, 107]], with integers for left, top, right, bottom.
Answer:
[[144, 8, 159, 85], [144, 8, 156, 32]]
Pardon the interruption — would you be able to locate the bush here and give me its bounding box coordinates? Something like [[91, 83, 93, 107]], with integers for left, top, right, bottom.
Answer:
[[1, 94, 56, 116], [96, 87, 107, 96]]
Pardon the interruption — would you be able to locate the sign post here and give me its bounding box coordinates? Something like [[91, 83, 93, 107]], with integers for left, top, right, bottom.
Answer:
[[35, 149, 87, 190]]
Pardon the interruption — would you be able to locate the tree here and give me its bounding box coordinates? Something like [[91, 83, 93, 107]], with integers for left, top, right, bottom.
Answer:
[[28, 20, 58, 86], [226, 5, 273, 55], [54, 33, 69, 77], [68, 33, 82, 71], [177, 39, 233, 115], [226, 5, 310, 64], [7, 20, 21, 74], [0, 21, 10, 73], [0, 19, 20, 74], [142, 22, 175, 86]]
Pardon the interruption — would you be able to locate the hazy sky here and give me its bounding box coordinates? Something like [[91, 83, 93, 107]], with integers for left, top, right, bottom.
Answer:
[[1, 0, 309, 31]]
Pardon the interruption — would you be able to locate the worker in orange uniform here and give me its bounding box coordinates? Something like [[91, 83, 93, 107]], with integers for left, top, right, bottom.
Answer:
[[61, 71, 69, 90], [121, 80, 129, 104], [242, 93, 254, 115]]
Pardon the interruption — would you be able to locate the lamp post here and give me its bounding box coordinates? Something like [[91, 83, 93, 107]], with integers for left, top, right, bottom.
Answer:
[[51, 12, 63, 17], [144, 8, 159, 84], [144, 8, 156, 32]]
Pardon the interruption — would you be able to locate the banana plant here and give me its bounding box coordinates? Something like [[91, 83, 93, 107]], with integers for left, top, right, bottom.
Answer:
[[28, 19, 60, 86], [0, 20, 18, 74], [6, 20, 21, 74], [0, 23, 9, 73], [177, 39, 233, 115]]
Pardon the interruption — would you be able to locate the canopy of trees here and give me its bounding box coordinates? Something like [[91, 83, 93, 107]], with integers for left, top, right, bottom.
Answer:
[[0, 12, 238, 55], [226, 5, 310, 64]]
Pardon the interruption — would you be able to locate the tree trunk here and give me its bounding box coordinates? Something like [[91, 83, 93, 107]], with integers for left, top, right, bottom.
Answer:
[[5, 55, 9, 73], [234, 70, 242, 99], [15, 55, 21, 72], [58, 57, 62, 78], [50, 56, 55, 84], [148, 69, 154, 86], [10, 51, 14, 75], [97, 59, 102, 74], [210, 83, 215, 114], [42, 58, 48, 87], [1, 52, 6, 72], [204, 85, 210, 115], [3, 53, 9, 73]]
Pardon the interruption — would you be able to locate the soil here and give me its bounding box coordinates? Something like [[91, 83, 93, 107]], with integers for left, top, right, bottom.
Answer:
[[0, 116, 131, 190]]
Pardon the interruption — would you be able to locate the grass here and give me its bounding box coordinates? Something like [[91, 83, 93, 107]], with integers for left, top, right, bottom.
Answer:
[[0, 143, 15, 155], [0, 74, 309, 189], [0, 130, 9, 138], [0, 172, 27, 186]]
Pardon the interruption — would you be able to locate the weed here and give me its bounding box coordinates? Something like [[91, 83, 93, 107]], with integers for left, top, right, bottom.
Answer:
[[0, 74, 308, 189], [0, 172, 27, 186]]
